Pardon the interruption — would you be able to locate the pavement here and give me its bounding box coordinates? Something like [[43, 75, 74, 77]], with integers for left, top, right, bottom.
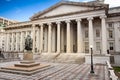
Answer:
[[0, 61, 109, 80]]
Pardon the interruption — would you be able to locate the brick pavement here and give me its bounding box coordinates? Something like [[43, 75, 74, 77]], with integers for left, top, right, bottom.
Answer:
[[0, 61, 109, 80]]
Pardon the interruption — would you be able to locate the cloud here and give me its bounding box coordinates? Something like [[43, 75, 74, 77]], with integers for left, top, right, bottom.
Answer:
[[105, 0, 120, 7], [82, 0, 120, 8]]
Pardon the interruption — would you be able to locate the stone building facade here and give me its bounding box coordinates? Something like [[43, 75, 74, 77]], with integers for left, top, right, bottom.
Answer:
[[0, 17, 17, 51], [2, 1, 120, 55]]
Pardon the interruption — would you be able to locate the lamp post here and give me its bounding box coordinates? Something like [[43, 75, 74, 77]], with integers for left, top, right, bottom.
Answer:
[[90, 45, 94, 73]]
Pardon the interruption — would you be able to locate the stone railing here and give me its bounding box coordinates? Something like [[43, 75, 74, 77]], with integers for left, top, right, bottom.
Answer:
[[0, 52, 20, 62], [106, 61, 118, 80]]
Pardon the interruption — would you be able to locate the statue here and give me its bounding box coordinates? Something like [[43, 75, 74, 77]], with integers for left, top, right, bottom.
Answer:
[[25, 35, 33, 51]]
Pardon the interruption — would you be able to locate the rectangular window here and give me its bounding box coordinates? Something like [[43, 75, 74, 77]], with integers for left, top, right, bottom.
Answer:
[[96, 29, 100, 37], [109, 42, 114, 50], [85, 42, 89, 53], [96, 42, 100, 51], [108, 23, 113, 28], [85, 30, 88, 38], [109, 30, 113, 38]]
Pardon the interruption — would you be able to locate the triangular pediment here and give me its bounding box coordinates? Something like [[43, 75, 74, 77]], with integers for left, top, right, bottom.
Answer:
[[31, 1, 108, 20], [40, 5, 93, 17]]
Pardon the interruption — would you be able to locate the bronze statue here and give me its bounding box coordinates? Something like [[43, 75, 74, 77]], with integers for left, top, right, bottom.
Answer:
[[25, 35, 33, 51]]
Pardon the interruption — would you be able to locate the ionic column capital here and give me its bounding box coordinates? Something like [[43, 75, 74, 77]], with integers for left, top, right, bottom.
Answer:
[[76, 19, 82, 22], [56, 21, 61, 24], [100, 15, 107, 19], [32, 24, 36, 27], [87, 17, 93, 21], [47, 22, 52, 26], [39, 24, 44, 28], [65, 20, 71, 23]]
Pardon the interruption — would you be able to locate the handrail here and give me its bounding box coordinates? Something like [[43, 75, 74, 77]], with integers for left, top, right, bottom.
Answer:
[[106, 61, 118, 80]]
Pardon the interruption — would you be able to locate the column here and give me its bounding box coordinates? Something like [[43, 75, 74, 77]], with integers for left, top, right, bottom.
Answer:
[[26, 31, 29, 37], [87, 17, 94, 53], [66, 20, 71, 53], [16, 33, 19, 51], [76, 19, 83, 53], [11, 33, 14, 51], [48, 23, 52, 53], [57, 22, 61, 53], [2, 19, 4, 24], [37, 27, 40, 53], [32, 24, 36, 54], [100, 16, 107, 54], [114, 22, 120, 52], [8, 21, 10, 25], [4, 33, 7, 51], [40, 24, 43, 53], [36, 30, 39, 52], [4, 33, 8, 51], [20, 32, 24, 52], [6, 33, 9, 51]]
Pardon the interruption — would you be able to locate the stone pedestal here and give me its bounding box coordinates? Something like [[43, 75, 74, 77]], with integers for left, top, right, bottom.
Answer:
[[23, 52, 33, 60], [0, 52, 50, 75]]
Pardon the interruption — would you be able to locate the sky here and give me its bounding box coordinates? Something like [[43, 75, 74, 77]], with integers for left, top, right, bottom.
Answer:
[[0, 0, 120, 21]]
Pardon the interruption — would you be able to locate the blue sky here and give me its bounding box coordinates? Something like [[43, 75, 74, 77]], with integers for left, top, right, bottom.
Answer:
[[0, 0, 119, 21]]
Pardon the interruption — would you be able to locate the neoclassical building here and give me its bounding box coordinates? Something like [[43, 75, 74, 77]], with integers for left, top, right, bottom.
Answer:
[[0, 17, 17, 51], [2, 0, 120, 55]]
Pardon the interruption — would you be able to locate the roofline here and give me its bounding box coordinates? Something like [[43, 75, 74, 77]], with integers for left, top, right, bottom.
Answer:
[[109, 6, 120, 10], [30, 1, 109, 20], [0, 16, 18, 22]]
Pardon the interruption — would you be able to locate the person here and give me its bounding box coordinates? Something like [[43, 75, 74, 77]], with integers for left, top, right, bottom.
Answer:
[[107, 49, 109, 54]]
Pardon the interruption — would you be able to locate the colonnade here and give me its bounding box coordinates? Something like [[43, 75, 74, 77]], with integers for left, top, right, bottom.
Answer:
[[5, 15, 107, 54]]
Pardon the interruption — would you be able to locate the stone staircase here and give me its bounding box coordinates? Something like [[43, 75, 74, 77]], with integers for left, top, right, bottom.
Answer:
[[36, 53, 85, 64]]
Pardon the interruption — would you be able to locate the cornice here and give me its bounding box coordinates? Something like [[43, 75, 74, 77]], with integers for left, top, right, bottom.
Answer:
[[32, 8, 105, 21], [30, 1, 108, 20]]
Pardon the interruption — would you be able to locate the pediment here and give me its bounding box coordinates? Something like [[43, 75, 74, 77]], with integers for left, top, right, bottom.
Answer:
[[31, 1, 108, 20], [40, 5, 93, 18]]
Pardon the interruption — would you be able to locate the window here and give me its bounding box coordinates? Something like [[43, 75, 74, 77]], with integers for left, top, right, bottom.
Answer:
[[96, 29, 100, 37], [96, 42, 100, 51], [108, 23, 113, 28], [109, 30, 113, 38], [109, 42, 114, 50], [85, 30, 88, 38], [85, 42, 89, 53]]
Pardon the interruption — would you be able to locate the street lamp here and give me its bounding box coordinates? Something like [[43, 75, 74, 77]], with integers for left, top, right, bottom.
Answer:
[[90, 45, 94, 73]]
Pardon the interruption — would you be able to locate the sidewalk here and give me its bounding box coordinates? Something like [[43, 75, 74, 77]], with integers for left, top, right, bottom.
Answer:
[[0, 61, 109, 80]]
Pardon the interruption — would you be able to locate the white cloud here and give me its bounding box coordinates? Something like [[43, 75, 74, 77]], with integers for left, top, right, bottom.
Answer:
[[82, 0, 120, 8], [68, 0, 120, 8], [105, 0, 120, 8]]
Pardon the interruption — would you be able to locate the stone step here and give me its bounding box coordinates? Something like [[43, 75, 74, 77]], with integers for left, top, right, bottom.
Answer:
[[1, 64, 50, 72], [14, 62, 40, 67], [20, 60, 35, 64], [0, 65, 53, 76]]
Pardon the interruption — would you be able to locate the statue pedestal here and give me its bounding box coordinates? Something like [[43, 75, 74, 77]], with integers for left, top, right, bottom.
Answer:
[[0, 51, 50, 75], [0, 36, 50, 75], [23, 52, 33, 60]]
